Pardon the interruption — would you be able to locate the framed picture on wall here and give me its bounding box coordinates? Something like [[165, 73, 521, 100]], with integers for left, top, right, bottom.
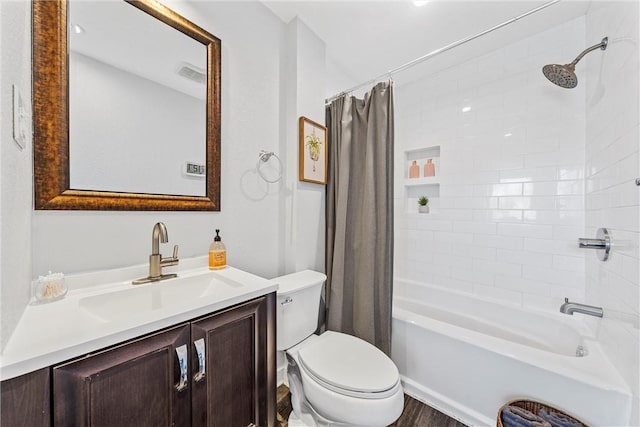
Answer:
[[299, 116, 328, 184]]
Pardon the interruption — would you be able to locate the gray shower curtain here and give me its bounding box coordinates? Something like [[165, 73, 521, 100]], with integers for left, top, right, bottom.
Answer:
[[325, 81, 394, 355]]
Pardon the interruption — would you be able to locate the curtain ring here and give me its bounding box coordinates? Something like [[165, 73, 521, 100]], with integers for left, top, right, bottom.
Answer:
[[256, 150, 282, 183]]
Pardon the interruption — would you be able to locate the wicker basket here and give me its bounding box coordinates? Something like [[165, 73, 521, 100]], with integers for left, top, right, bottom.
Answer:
[[497, 399, 589, 427]]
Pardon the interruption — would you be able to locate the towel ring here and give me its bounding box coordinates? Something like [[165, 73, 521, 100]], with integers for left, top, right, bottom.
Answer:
[[256, 150, 282, 183]]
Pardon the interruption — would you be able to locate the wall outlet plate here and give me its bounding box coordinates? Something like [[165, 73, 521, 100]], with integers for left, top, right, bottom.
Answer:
[[12, 84, 27, 150]]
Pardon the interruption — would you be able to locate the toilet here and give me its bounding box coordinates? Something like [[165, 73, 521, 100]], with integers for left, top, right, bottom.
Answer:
[[274, 270, 404, 427]]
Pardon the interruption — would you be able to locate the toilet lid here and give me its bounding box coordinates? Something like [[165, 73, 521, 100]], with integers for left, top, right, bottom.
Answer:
[[298, 331, 399, 394]]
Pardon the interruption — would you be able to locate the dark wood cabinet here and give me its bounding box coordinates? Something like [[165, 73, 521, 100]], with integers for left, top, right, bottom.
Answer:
[[191, 295, 275, 427], [53, 323, 191, 427], [1, 367, 50, 427], [1, 293, 276, 427]]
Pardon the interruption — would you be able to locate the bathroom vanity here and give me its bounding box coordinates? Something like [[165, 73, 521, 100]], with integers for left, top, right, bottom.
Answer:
[[0, 264, 277, 427]]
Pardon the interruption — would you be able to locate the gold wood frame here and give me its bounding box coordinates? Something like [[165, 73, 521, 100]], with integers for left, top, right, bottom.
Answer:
[[32, 0, 221, 210], [298, 116, 327, 185]]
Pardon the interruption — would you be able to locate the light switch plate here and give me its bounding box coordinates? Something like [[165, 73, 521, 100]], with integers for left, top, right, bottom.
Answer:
[[12, 84, 27, 150]]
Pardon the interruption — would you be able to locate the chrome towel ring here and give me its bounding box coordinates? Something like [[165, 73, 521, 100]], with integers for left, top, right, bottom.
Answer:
[[257, 150, 282, 183]]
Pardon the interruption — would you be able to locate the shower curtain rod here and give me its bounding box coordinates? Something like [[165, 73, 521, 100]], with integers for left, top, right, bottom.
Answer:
[[325, 0, 560, 104]]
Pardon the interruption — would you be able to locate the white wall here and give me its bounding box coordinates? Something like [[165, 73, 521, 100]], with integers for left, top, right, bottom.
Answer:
[[0, 0, 3, 353], [283, 18, 327, 274], [325, 56, 359, 102], [585, 1, 640, 424], [0, 1, 326, 349], [69, 51, 206, 196], [0, 0, 32, 351], [32, 1, 288, 279], [394, 17, 587, 311], [276, 17, 328, 384]]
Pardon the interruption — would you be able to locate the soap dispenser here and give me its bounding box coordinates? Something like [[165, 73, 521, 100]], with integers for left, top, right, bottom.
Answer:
[[209, 229, 227, 270]]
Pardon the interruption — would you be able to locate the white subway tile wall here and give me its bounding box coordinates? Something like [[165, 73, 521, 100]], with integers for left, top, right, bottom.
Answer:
[[395, 16, 587, 311], [585, 1, 640, 419], [395, 4, 639, 423]]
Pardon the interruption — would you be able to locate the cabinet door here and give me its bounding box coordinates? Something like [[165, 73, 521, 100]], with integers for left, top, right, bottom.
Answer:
[[53, 323, 191, 427], [1, 367, 50, 427], [191, 293, 276, 427]]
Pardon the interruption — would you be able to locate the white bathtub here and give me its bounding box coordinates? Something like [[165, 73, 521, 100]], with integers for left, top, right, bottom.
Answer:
[[391, 279, 632, 427]]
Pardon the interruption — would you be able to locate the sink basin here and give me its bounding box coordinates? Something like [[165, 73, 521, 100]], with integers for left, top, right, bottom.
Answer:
[[79, 270, 245, 322]]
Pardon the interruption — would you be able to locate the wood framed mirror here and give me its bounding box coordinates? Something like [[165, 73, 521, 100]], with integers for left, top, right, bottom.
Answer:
[[33, 0, 221, 210]]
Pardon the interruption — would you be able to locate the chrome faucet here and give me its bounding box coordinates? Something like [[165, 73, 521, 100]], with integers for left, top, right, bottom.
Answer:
[[560, 298, 603, 318], [133, 222, 179, 285]]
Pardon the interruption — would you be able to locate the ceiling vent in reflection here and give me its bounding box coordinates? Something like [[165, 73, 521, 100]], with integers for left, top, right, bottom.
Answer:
[[177, 62, 206, 84]]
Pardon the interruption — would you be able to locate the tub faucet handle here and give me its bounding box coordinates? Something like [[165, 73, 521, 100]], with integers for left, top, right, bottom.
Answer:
[[577, 228, 610, 261]]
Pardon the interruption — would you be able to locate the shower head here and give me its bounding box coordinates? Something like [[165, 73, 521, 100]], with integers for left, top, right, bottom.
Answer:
[[542, 37, 608, 88], [542, 63, 578, 88]]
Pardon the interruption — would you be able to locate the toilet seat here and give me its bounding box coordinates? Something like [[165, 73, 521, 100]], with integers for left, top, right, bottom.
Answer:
[[297, 331, 401, 399], [288, 332, 404, 426]]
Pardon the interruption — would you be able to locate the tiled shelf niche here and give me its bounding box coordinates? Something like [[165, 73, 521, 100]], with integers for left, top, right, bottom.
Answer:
[[404, 145, 440, 214]]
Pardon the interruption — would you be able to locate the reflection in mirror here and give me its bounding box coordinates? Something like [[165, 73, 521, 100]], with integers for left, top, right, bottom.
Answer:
[[69, 1, 207, 196], [32, 0, 221, 210]]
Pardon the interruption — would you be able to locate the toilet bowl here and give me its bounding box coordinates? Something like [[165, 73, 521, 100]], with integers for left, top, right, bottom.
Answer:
[[273, 270, 403, 427]]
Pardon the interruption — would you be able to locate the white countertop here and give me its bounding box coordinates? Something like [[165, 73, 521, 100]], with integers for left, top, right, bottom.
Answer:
[[0, 259, 277, 381]]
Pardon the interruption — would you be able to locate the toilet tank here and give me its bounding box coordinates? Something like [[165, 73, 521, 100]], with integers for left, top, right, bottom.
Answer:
[[272, 270, 326, 351]]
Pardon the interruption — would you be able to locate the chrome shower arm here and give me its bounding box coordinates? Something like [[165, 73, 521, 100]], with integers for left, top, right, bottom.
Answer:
[[570, 37, 608, 66]]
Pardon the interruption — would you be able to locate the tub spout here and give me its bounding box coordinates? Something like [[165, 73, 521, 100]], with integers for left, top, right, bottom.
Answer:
[[560, 298, 603, 318]]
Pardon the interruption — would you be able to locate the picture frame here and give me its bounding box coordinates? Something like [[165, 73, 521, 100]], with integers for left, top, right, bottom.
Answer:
[[299, 116, 328, 184]]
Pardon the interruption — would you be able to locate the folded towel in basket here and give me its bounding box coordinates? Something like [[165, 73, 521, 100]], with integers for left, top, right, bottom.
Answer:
[[539, 408, 583, 427], [501, 406, 553, 427]]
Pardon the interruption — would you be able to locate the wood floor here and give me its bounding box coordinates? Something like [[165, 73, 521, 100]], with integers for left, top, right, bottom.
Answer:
[[389, 394, 467, 427], [276, 385, 467, 427], [276, 384, 294, 427]]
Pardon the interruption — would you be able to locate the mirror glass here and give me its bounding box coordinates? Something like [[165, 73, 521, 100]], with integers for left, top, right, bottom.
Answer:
[[69, 1, 206, 196], [32, 0, 220, 211], [68, 1, 207, 196]]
